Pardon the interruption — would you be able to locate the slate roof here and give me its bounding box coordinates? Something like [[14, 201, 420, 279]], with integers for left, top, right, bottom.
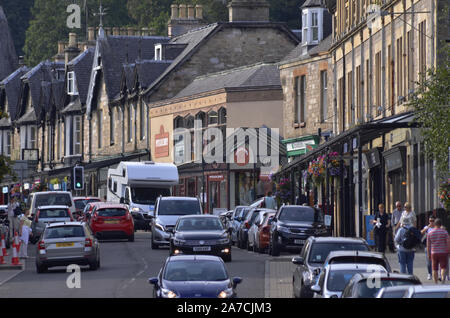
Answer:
[[0, 66, 29, 120], [174, 63, 281, 99], [67, 47, 94, 105], [61, 99, 82, 115], [301, 0, 324, 8], [281, 34, 332, 65], [0, 7, 18, 81]]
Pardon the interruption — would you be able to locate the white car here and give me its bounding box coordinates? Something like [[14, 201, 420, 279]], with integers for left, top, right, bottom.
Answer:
[[402, 285, 450, 298], [247, 209, 276, 252], [311, 263, 388, 298]]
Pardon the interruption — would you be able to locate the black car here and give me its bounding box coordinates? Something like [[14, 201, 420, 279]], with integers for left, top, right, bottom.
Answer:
[[292, 236, 370, 298], [149, 255, 242, 298], [236, 208, 260, 250], [169, 215, 232, 262], [341, 272, 422, 298], [131, 212, 151, 231], [268, 205, 329, 256]]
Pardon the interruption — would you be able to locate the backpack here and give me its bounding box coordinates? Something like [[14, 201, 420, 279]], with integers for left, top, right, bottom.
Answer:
[[401, 227, 420, 249]]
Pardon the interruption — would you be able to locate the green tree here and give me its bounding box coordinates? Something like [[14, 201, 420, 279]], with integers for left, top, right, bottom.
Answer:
[[409, 45, 450, 179]]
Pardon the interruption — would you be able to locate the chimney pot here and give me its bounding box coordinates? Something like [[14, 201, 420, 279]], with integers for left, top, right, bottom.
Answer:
[[104, 27, 112, 36], [171, 4, 179, 20], [179, 4, 187, 18], [88, 27, 95, 41], [195, 5, 203, 20], [188, 5, 195, 19], [141, 27, 149, 36], [68, 33, 77, 48], [121, 27, 128, 36], [113, 27, 120, 36], [58, 41, 65, 54], [128, 27, 135, 36]]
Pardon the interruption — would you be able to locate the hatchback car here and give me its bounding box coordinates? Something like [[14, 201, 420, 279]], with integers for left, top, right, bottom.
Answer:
[[269, 205, 329, 256], [402, 285, 450, 298], [311, 263, 388, 298], [169, 215, 232, 262], [340, 273, 421, 298], [247, 209, 276, 252], [292, 236, 370, 298], [82, 202, 102, 222], [27, 191, 76, 218], [89, 203, 134, 241], [149, 255, 242, 298], [35, 222, 100, 273], [375, 285, 415, 298], [236, 208, 261, 249], [31, 206, 74, 243], [230, 206, 250, 244], [323, 250, 392, 272], [73, 197, 102, 215]]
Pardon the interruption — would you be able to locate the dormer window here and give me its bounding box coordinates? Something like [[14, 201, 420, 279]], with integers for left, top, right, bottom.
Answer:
[[155, 44, 162, 61], [67, 71, 78, 95]]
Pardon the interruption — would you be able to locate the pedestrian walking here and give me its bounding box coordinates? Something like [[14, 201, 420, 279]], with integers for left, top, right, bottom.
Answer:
[[18, 209, 32, 259], [7, 197, 20, 244], [394, 223, 420, 275], [263, 191, 277, 210], [399, 202, 417, 228], [371, 203, 390, 253], [392, 201, 403, 233], [386, 210, 396, 252], [421, 216, 436, 280], [426, 218, 450, 284]]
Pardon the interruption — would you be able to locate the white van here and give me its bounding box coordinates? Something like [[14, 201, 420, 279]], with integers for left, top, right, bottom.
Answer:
[[107, 161, 179, 217], [27, 191, 76, 218]]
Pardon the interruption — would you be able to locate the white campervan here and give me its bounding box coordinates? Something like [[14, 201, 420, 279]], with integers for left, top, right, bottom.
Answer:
[[107, 161, 179, 216]]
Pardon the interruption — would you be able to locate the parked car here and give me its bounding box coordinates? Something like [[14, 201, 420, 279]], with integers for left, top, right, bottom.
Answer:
[[149, 255, 242, 298], [169, 215, 232, 262], [236, 208, 261, 250], [73, 197, 102, 214], [292, 236, 370, 298], [323, 250, 392, 272], [375, 285, 416, 298], [82, 202, 102, 222], [402, 285, 450, 298], [132, 211, 151, 231], [89, 203, 134, 241], [35, 222, 100, 273], [230, 206, 249, 244], [27, 191, 76, 218], [311, 263, 388, 298], [247, 209, 276, 253], [31, 206, 74, 243], [340, 273, 421, 298], [151, 196, 202, 249], [269, 205, 329, 256], [249, 197, 265, 208]]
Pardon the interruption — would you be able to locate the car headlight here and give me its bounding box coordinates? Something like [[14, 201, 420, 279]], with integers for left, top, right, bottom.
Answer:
[[218, 238, 230, 244], [277, 225, 290, 233], [131, 207, 141, 213], [173, 238, 186, 245], [218, 288, 233, 298], [154, 222, 165, 231], [161, 288, 178, 298]]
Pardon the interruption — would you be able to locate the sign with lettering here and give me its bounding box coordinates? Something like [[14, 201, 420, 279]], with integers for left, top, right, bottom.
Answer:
[[155, 125, 169, 158]]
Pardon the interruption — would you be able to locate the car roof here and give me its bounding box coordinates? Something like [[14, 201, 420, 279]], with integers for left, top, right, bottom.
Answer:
[[73, 197, 101, 200], [326, 250, 385, 259], [178, 214, 219, 219], [45, 221, 85, 228], [407, 285, 450, 293], [94, 202, 128, 209], [37, 205, 70, 210], [168, 255, 223, 262], [309, 236, 368, 244], [34, 191, 71, 195], [326, 263, 387, 271], [160, 196, 199, 201]]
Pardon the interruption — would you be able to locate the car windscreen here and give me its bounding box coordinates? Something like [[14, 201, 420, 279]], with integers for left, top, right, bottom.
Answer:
[[164, 260, 228, 281], [234, 207, 243, 218], [278, 206, 323, 223], [327, 269, 378, 292], [36, 193, 72, 207], [177, 217, 224, 231], [240, 208, 250, 219], [158, 200, 201, 216], [74, 200, 86, 210], [38, 209, 70, 219], [412, 291, 450, 298], [308, 243, 369, 264], [131, 187, 171, 205], [356, 279, 420, 298], [98, 208, 126, 217], [44, 226, 85, 239]]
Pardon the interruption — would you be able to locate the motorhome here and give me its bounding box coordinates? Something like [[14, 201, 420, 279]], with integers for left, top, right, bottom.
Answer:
[[107, 161, 179, 216]]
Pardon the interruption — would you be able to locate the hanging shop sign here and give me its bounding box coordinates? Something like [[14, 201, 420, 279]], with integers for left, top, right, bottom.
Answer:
[[282, 135, 319, 158], [365, 147, 382, 169], [382, 146, 406, 173]]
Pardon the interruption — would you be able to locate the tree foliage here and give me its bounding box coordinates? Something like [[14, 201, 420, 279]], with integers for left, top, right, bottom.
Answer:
[[409, 45, 450, 179]]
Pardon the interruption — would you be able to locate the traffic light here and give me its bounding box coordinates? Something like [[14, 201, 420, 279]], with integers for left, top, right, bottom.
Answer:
[[73, 166, 84, 190]]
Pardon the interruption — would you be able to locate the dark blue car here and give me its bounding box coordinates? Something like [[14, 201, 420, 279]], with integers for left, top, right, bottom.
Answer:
[[149, 255, 242, 298]]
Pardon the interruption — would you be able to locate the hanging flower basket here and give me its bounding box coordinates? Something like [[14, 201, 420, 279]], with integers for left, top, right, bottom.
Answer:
[[439, 179, 450, 211], [327, 152, 341, 177], [308, 156, 326, 186], [274, 177, 292, 205]]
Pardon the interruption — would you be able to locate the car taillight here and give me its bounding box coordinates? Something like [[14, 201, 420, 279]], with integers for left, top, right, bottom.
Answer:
[[245, 222, 250, 229], [38, 241, 46, 250], [262, 226, 270, 233], [85, 238, 93, 247]]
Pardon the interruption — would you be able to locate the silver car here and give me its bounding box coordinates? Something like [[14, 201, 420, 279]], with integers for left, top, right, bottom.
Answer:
[[35, 222, 100, 273], [311, 263, 387, 298], [402, 285, 450, 298], [31, 205, 74, 242]]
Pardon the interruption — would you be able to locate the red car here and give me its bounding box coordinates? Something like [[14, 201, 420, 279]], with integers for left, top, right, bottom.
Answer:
[[89, 203, 134, 242], [254, 211, 276, 253]]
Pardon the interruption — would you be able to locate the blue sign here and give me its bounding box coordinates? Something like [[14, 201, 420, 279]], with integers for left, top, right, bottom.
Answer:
[[365, 215, 375, 246]]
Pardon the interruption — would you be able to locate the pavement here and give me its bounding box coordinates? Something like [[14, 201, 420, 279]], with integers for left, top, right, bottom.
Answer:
[[265, 248, 441, 298], [0, 249, 26, 287]]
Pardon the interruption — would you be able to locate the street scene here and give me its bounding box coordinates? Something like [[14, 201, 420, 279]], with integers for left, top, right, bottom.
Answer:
[[0, 0, 449, 300]]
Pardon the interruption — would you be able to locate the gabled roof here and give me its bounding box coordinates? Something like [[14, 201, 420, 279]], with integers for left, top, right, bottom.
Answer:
[[0, 7, 18, 81], [0, 66, 29, 120], [67, 47, 94, 105], [174, 63, 281, 99]]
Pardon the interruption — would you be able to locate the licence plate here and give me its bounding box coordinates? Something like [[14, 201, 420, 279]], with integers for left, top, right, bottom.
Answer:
[[56, 242, 74, 247], [294, 239, 305, 245], [193, 246, 211, 252], [105, 220, 119, 224]]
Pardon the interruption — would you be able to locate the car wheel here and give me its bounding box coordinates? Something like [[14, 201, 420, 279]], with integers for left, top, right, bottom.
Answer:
[[246, 240, 252, 251], [128, 233, 134, 242], [293, 277, 299, 298], [252, 241, 257, 253], [36, 264, 47, 273], [270, 236, 280, 256], [151, 235, 159, 250], [299, 284, 313, 298]]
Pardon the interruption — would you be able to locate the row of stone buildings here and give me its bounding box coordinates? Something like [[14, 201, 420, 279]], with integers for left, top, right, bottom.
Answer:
[[0, 0, 448, 236]]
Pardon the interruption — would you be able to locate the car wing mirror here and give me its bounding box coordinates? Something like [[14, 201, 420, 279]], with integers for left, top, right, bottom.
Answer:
[[232, 277, 242, 288], [291, 257, 304, 266], [149, 277, 158, 286], [311, 284, 321, 293]]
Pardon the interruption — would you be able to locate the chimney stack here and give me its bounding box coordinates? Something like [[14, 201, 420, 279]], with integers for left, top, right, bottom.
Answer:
[[195, 5, 203, 20], [228, 0, 270, 22], [68, 33, 77, 48], [65, 33, 80, 65], [141, 27, 149, 36], [88, 27, 95, 42]]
